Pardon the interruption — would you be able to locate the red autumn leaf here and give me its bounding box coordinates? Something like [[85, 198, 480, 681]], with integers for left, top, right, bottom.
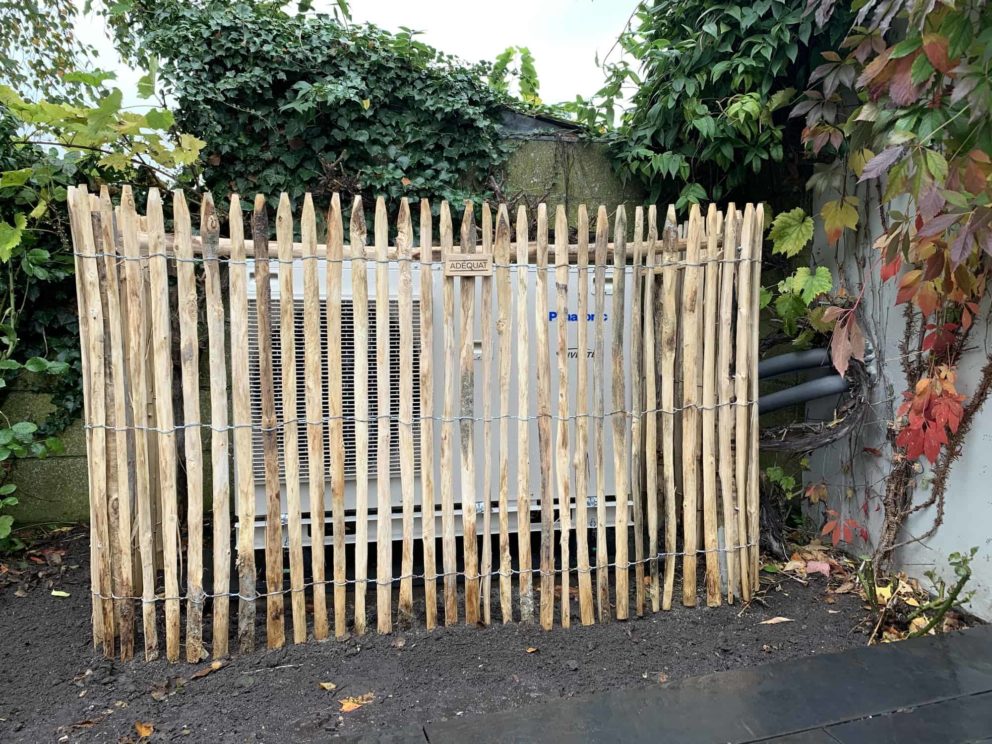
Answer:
[[922, 33, 955, 75], [830, 315, 853, 377], [880, 253, 902, 282], [888, 54, 923, 106], [915, 281, 940, 317]]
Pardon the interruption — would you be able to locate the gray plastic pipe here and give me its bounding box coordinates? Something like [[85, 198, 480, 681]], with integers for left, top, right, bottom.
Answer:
[[758, 348, 831, 379], [758, 374, 848, 415]]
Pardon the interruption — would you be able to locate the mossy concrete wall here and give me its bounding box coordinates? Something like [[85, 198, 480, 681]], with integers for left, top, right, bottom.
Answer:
[[6, 137, 640, 526], [4, 388, 91, 524], [505, 139, 645, 225]]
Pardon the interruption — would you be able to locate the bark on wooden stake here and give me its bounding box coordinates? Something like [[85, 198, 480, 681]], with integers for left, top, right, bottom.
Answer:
[[254, 194, 286, 649], [229, 195, 257, 653], [534, 204, 555, 630], [574, 205, 595, 625], [174, 190, 206, 660], [276, 194, 306, 644], [660, 206, 679, 611], [351, 197, 371, 634], [201, 193, 232, 655], [97, 188, 134, 661], [681, 204, 703, 608], [702, 205, 722, 607], [515, 206, 534, 623], [374, 196, 393, 634], [419, 199, 438, 630], [119, 186, 158, 659], [398, 198, 416, 623], [495, 204, 514, 624], [593, 206, 610, 623], [440, 201, 459, 626], [147, 188, 181, 660], [611, 206, 629, 621], [630, 206, 645, 617], [302, 193, 328, 641], [459, 202, 480, 626], [480, 202, 494, 626], [554, 204, 572, 628], [327, 193, 347, 638], [643, 206, 660, 612], [717, 205, 739, 603]]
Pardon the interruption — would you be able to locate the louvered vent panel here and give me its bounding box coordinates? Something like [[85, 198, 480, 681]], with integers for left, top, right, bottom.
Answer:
[[247, 297, 422, 482]]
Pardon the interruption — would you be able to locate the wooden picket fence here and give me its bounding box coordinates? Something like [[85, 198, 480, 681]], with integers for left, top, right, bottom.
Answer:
[[67, 184, 763, 663]]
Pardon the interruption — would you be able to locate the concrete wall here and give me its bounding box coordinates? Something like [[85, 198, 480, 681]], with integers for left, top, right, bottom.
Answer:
[[504, 139, 645, 226], [805, 190, 992, 620]]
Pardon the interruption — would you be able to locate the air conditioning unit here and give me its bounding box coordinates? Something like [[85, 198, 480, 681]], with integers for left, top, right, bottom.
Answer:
[[243, 257, 634, 550]]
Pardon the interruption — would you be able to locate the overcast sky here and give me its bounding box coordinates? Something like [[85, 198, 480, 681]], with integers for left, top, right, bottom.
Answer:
[[75, 0, 636, 109]]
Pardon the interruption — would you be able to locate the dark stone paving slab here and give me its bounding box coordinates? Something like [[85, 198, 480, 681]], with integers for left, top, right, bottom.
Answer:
[[425, 626, 992, 743], [824, 690, 992, 744]]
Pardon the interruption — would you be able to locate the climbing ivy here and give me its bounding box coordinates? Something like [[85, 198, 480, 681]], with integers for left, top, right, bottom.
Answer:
[[569, 0, 851, 208], [114, 1, 518, 212]]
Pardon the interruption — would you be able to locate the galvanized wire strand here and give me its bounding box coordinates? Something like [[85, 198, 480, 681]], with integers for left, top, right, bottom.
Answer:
[[73, 251, 762, 271], [82, 399, 759, 435], [89, 539, 761, 604]]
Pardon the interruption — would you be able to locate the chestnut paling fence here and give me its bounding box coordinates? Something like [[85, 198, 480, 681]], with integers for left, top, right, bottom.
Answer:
[[67, 184, 763, 663]]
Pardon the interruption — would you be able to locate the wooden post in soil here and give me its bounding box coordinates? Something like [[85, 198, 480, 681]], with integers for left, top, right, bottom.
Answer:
[[534, 204, 555, 630], [458, 202, 480, 626], [276, 194, 307, 644], [574, 205, 595, 626], [119, 186, 158, 659], [643, 206, 660, 613], [702, 205, 722, 607], [629, 206, 645, 617], [593, 206, 610, 623], [253, 194, 286, 649], [515, 205, 534, 623], [495, 204, 514, 624], [479, 203, 494, 626], [374, 196, 393, 634], [201, 193, 232, 655], [717, 205, 739, 603], [419, 199, 438, 630], [351, 197, 371, 634], [734, 204, 757, 603], [397, 198, 416, 624], [610, 206, 629, 621], [748, 206, 765, 592], [554, 205, 572, 628], [229, 195, 257, 653], [660, 206, 679, 611], [174, 190, 206, 661], [680, 204, 703, 608], [302, 193, 328, 640], [327, 194, 347, 638], [147, 188, 181, 660], [97, 188, 135, 661], [440, 201, 458, 626]]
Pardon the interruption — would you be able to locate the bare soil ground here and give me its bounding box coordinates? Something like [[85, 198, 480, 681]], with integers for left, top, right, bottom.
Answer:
[[0, 529, 871, 742]]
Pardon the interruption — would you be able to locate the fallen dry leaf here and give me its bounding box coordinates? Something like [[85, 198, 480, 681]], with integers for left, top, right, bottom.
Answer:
[[339, 692, 374, 713], [910, 616, 931, 634], [191, 660, 226, 680], [832, 580, 855, 594], [759, 616, 794, 625], [657, 672, 669, 685], [526, 647, 539, 654], [318, 681, 337, 691], [783, 560, 806, 574], [135, 721, 154, 738], [806, 561, 831, 578]]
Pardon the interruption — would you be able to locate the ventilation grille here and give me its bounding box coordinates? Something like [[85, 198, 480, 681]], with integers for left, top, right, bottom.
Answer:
[[246, 297, 422, 482]]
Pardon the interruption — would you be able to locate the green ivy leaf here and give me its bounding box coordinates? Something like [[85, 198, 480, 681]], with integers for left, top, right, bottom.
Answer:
[[780, 266, 833, 304], [769, 208, 814, 257]]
